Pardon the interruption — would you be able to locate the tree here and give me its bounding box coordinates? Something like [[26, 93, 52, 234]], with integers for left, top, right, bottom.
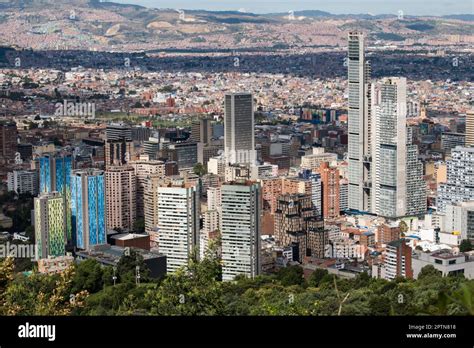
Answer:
[[418, 265, 442, 280], [133, 218, 145, 233], [72, 259, 106, 294], [193, 163, 207, 177], [307, 269, 328, 287], [276, 265, 305, 286], [116, 249, 150, 284], [399, 221, 408, 236], [459, 239, 472, 252]]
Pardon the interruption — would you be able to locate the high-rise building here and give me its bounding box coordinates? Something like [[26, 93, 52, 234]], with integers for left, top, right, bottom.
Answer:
[[39, 154, 73, 241], [274, 194, 317, 262], [130, 159, 165, 219], [106, 123, 132, 141], [71, 169, 107, 250], [221, 181, 261, 281], [39, 154, 73, 194], [7, 170, 38, 195], [372, 77, 426, 217], [34, 192, 66, 259], [381, 239, 413, 280], [437, 146, 474, 213], [224, 93, 256, 165], [320, 162, 340, 219], [105, 139, 133, 168], [144, 173, 162, 237], [339, 178, 349, 212], [157, 183, 200, 273], [466, 110, 474, 147], [191, 118, 212, 144], [0, 121, 17, 165], [347, 31, 372, 212], [105, 166, 137, 232], [377, 223, 401, 245], [168, 142, 198, 170]]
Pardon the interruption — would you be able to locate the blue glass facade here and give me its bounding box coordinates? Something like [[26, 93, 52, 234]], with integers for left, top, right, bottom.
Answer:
[[71, 170, 106, 250], [39, 155, 72, 194]]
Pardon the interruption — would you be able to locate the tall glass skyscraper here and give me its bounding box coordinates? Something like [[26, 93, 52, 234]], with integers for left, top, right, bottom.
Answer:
[[224, 93, 256, 165], [39, 154, 73, 241], [347, 32, 373, 212], [34, 192, 66, 259], [71, 169, 107, 250]]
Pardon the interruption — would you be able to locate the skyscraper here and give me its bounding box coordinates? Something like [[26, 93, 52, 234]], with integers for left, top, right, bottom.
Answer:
[[372, 77, 426, 218], [221, 181, 261, 281], [34, 192, 66, 259], [224, 93, 256, 165], [466, 110, 474, 147], [105, 166, 137, 232], [157, 183, 200, 273], [0, 121, 17, 165], [347, 32, 372, 212], [191, 118, 212, 144], [71, 169, 107, 250], [320, 162, 340, 219], [105, 139, 133, 169], [39, 154, 73, 241]]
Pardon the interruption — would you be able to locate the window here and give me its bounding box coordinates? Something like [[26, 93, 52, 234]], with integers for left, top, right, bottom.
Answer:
[[448, 260, 456, 265], [434, 259, 442, 264]]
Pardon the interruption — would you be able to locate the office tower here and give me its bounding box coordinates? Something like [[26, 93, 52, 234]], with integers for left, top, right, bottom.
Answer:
[[17, 143, 33, 162], [71, 169, 106, 250], [39, 154, 73, 194], [437, 147, 474, 213], [0, 121, 17, 165], [197, 142, 222, 168], [207, 187, 221, 212], [382, 239, 413, 280], [131, 126, 152, 142], [157, 183, 200, 273], [274, 194, 316, 263], [466, 110, 474, 147], [191, 118, 212, 144], [372, 77, 426, 218], [34, 192, 66, 259], [320, 162, 340, 219], [143, 139, 160, 160], [221, 182, 261, 281], [224, 93, 256, 165], [347, 32, 372, 212], [106, 123, 132, 141], [130, 159, 165, 219], [144, 173, 162, 236], [7, 170, 38, 195], [105, 139, 133, 168], [39, 154, 73, 241], [105, 166, 137, 232], [168, 142, 198, 170]]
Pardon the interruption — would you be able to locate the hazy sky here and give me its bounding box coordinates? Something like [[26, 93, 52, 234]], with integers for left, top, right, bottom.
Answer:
[[113, 0, 473, 16]]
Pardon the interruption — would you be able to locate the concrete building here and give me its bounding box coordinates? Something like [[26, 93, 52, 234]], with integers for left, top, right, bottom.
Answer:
[[0, 121, 17, 165], [168, 142, 198, 170], [376, 239, 413, 280], [34, 192, 66, 259], [221, 181, 261, 281], [157, 183, 200, 273], [372, 77, 425, 218], [320, 162, 340, 219], [443, 201, 474, 240], [130, 158, 165, 219], [71, 169, 107, 251], [466, 110, 474, 147], [191, 118, 212, 144], [7, 170, 38, 195], [438, 147, 474, 213], [347, 31, 373, 212], [412, 250, 474, 279], [300, 147, 337, 172], [224, 93, 256, 165], [105, 166, 136, 232], [105, 139, 133, 168]]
